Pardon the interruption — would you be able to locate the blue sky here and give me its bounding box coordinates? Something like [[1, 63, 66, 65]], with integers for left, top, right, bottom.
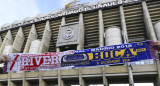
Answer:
[[0, 0, 98, 26]]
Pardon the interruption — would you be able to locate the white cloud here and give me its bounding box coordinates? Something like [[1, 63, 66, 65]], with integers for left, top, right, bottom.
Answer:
[[0, 0, 40, 26]]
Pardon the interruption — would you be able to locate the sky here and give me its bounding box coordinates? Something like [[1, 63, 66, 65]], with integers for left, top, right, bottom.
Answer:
[[0, 0, 99, 27]]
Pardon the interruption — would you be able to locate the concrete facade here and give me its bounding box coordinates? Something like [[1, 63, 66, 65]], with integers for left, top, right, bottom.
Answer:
[[0, 0, 160, 86], [0, 64, 158, 86]]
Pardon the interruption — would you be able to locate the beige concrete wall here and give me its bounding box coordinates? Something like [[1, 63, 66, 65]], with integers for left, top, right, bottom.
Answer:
[[26, 72, 39, 78], [56, 17, 65, 52], [23, 24, 37, 53], [0, 64, 158, 86], [77, 13, 85, 50], [0, 30, 13, 54], [10, 27, 25, 53], [39, 20, 52, 53]]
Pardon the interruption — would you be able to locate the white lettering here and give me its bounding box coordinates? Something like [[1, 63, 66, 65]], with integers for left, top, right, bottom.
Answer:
[[51, 55, 59, 64], [22, 57, 29, 65], [43, 56, 51, 65]]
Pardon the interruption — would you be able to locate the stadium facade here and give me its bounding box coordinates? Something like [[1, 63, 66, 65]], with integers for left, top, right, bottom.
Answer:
[[0, 0, 160, 86]]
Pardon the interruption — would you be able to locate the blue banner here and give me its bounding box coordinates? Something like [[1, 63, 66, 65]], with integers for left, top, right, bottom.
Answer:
[[61, 41, 156, 67]]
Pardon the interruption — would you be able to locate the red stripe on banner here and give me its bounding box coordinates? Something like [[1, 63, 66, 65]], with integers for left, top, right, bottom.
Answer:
[[10, 54, 20, 71]]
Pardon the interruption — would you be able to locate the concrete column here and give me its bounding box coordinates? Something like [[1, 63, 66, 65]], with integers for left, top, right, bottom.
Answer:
[[153, 75, 160, 86], [98, 9, 104, 47], [102, 66, 109, 86], [0, 36, 2, 48], [56, 17, 66, 52], [77, 13, 85, 50], [142, 1, 157, 41], [10, 27, 25, 53], [23, 72, 30, 86], [58, 70, 65, 86], [39, 20, 52, 53], [39, 71, 47, 86], [8, 72, 16, 86], [23, 24, 37, 53], [0, 83, 3, 86], [0, 30, 13, 54], [128, 64, 134, 86], [142, 1, 160, 85], [155, 58, 160, 86], [79, 68, 85, 86], [120, 5, 129, 43]]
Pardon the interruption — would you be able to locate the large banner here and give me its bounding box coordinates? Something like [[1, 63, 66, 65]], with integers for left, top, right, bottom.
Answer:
[[4, 41, 156, 72]]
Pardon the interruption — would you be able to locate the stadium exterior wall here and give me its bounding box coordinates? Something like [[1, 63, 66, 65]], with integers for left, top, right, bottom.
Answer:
[[0, 0, 160, 86]]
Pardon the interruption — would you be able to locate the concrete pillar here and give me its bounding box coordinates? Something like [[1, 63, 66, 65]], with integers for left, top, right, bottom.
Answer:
[[102, 66, 109, 86], [23, 72, 30, 86], [120, 5, 129, 43], [39, 20, 52, 53], [9, 27, 25, 53], [0, 36, 2, 47], [58, 70, 65, 86], [56, 17, 66, 52], [153, 75, 160, 86], [142, 1, 157, 41], [29, 40, 41, 53], [77, 13, 85, 50], [79, 68, 85, 86], [154, 21, 160, 41], [8, 72, 16, 86], [142, 1, 160, 85], [0, 83, 3, 86], [23, 24, 37, 53], [128, 64, 134, 86], [0, 30, 13, 54], [98, 9, 104, 47], [39, 71, 47, 86], [155, 58, 160, 86], [105, 26, 122, 46]]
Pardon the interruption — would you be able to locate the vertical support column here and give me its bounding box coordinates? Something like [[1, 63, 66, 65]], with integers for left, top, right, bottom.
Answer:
[[142, 1, 157, 41], [0, 30, 13, 54], [120, 5, 129, 43], [102, 66, 108, 86], [10, 27, 25, 53], [23, 72, 30, 86], [0, 83, 3, 86], [58, 70, 65, 86], [77, 13, 85, 50], [39, 20, 52, 53], [142, 1, 160, 85], [153, 76, 160, 86], [0, 36, 2, 48], [79, 68, 85, 86], [128, 64, 134, 86], [120, 5, 134, 86], [56, 17, 66, 52], [155, 54, 160, 86], [98, 9, 104, 47], [39, 71, 47, 86], [8, 72, 15, 86], [23, 24, 37, 53]]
